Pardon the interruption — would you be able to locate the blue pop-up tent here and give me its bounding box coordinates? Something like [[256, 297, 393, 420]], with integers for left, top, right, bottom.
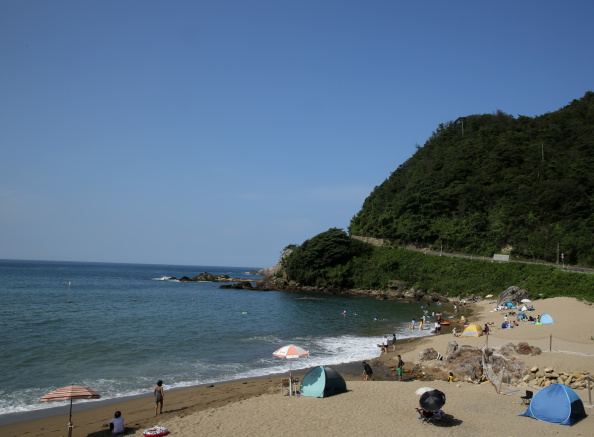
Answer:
[[300, 366, 347, 398], [540, 313, 554, 324], [506, 302, 516, 309], [519, 384, 586, 426]]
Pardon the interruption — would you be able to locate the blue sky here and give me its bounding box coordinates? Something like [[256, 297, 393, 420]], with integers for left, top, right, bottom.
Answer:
[[1, 1, 592, 268]]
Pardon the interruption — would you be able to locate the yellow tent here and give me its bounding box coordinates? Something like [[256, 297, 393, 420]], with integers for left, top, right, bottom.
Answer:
[[461, 323, 483, 337]]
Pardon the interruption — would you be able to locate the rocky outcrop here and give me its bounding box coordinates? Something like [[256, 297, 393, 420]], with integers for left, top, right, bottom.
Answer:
[[176, 272, 252, 283], [516, 341, 542, 356], [418, 348, 442, 361], [257, 247, 294, 277], [415, 341, 531, 383], [497, 286, 530, 307]]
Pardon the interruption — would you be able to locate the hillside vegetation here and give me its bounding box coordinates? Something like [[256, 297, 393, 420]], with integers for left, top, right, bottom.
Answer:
[[282, 229, 594, 301], [349, 92, 594, 267]]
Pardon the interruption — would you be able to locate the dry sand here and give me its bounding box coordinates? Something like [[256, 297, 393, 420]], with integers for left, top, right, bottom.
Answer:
[[3, 297, 593, 437]]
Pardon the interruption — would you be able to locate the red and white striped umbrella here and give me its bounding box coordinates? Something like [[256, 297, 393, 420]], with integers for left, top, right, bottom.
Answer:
[[41, 385, 100, 437], [40, 385, 101, 402], [273, 344, 309, 359]]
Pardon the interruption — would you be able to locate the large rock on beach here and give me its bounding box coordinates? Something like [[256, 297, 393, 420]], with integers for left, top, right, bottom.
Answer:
[[446, 341, 459, 358], [418, 348, 441, 361], [516, 341, 542, 356], [497, 286, 531, 307]]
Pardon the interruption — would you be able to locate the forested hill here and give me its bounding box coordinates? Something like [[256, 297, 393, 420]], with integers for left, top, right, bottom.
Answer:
[[348, 92, 594, 267]]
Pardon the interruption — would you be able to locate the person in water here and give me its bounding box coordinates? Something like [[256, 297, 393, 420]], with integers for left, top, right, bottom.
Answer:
[[154, 380, 164, 415]]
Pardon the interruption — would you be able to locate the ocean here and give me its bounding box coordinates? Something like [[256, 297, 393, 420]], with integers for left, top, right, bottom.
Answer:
[[0, 259, 436, 417]]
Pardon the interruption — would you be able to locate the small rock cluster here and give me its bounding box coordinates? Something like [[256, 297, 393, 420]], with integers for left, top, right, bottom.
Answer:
[[523, 367, 591, 390]]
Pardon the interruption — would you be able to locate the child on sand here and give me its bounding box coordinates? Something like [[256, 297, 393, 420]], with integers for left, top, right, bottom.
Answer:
[[109, 411, 125, 435], [154, 380, 164, 415]]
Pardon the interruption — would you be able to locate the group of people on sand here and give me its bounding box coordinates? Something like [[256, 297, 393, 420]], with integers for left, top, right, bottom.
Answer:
[[106, 380, 165, 435]]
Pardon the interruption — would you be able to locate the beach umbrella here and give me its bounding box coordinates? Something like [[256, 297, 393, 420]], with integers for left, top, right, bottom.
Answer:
[[486, 294, 493, 298], [273, 344, 310, 359], [40, 385, 100, 437], [419, 389, 446, 412], [273, 344, 309, 374], [521, 299, 531, 303]]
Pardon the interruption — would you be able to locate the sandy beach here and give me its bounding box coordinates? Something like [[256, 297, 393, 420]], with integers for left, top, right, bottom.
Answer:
[[3, 296, 592, 437]]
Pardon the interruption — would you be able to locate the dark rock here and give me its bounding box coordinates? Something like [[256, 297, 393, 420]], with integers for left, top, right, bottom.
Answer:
[[497, 286, 531, 307], [220, 282, 254, 290], [516, 342, 532, 355]]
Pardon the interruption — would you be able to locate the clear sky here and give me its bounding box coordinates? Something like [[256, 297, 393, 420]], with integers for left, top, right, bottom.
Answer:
[[1, 1, 592, 268]]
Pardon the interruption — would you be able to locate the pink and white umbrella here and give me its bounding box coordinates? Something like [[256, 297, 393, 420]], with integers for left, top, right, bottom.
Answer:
[[273, 344, 310, 359], [273, 344, 309, 375], [40, 385, 100, 437]]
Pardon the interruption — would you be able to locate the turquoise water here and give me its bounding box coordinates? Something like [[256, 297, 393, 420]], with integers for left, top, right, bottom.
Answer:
[[0, 260, 434, 415]]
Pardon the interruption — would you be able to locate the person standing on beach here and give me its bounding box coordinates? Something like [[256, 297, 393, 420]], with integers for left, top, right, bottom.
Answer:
[[392, 333, 397, 351], [411, 318, 415, 330], [362, 361, 373, 381], [397, 355, 404, 381], [154, 380, 164, 415], [383, 335, 389, 353]]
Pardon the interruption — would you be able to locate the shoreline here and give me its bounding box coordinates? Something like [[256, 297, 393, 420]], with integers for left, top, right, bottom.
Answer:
[[4, 297, 593, 436], [0, 300, 458, 427], [0, 317, 444, 436]]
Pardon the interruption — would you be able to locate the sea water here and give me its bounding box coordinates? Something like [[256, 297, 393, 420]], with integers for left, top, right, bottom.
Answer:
[[0, 260, 435, 416]]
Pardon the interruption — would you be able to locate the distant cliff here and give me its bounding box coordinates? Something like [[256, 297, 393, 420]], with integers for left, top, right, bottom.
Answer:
[[257, 247, 294, 277]]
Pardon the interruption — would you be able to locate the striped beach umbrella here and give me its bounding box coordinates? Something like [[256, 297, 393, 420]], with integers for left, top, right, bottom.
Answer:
[[273, 344, 310, 359], [273, 344, 309, 376], [41, 385, 100, 437]]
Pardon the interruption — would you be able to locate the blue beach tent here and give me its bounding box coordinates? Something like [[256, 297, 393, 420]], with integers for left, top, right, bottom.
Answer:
[[506, 302, 516, 309], [300, 366, 347, 398], [540, 313, 554, 324], [519, 384, 586, 426]]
